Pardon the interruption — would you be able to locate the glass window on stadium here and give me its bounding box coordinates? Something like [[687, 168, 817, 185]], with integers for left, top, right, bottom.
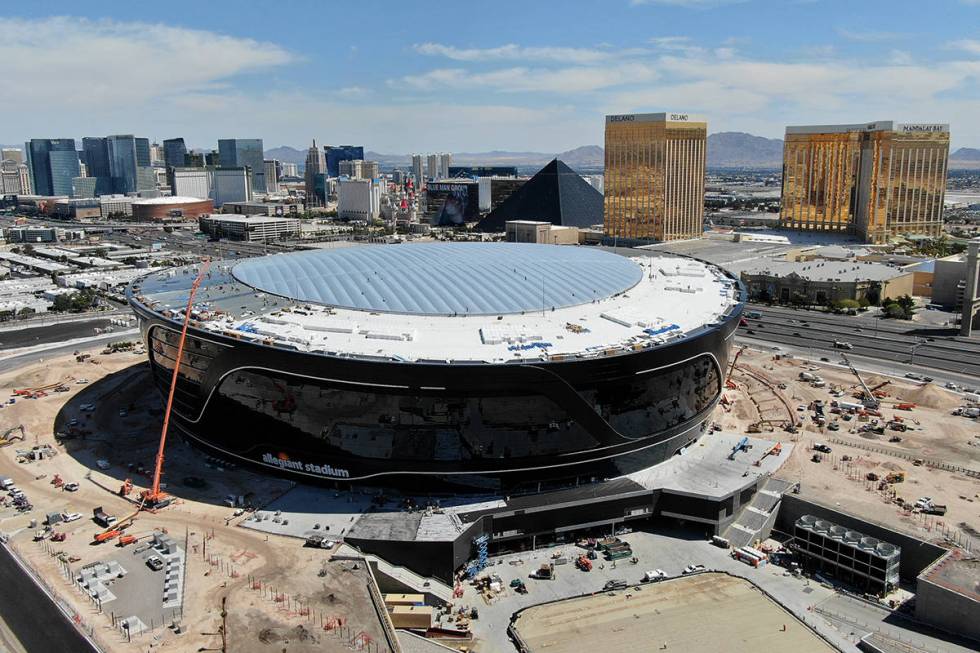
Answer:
[[580, 354, 720, 438]]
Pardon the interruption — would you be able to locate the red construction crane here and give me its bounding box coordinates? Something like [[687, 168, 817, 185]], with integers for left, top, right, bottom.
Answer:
[[141, 260, 210, 509]]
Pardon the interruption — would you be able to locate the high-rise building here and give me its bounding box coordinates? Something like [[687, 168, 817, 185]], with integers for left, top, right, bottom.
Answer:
[[439, 153, 452, 179], [426, 154, 439, 181], [780, 121, 949, 244], [337, 178, 382, 221], [163, 138, 188, 170], [304, 140, 327, 206], [171, 168, 213, 199], [324, 145, 364, 177], [264, 160, 280, 194], [106, 135, 140, 194], [603, 112, 707, 242], [150, 142, 164, 166], [81, 137, 111, 179], [213, 167, 253, 206], [281, 162, 299, 178], [338, 159, 380, 180], [135, 138, 151, 168], [26, 139, 79, 197], [1, 159, 31, 194], [411, 154, 424, 186], [1, 148, 23, 165], [218, 139, 266, 192]]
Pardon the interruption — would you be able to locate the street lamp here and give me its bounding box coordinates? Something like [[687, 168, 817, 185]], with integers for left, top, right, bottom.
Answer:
[[909, 339, 925, 366]]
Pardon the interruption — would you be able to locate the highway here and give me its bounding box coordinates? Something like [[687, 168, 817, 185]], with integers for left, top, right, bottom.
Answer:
[[738, 305, 980, 385]]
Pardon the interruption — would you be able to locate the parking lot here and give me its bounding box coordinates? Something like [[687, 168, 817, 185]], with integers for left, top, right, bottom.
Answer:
[[458, 527, 845, 652], [513, 572, 837, 653]]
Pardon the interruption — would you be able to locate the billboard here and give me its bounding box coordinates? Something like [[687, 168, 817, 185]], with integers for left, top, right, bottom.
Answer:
[[427, 182, 478, 226]]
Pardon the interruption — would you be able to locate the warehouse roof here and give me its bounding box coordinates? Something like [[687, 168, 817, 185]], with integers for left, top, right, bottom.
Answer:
[[740, 260, 910, 283], [231, 242, 643, 316]]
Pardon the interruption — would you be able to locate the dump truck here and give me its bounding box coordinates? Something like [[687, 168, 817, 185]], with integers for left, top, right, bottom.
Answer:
[[576, 555, 592, 572]]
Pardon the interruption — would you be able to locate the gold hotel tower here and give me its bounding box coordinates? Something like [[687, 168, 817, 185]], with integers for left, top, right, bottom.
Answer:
[[604, 112, 707, 242], [780, 121, 949, 244]]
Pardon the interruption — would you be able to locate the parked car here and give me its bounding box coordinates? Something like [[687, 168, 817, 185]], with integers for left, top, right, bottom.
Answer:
[[145, 555, 164, 571], [63, 482, 79, 492], [61, 512, 82, 522], [683, 564, 706, 574]]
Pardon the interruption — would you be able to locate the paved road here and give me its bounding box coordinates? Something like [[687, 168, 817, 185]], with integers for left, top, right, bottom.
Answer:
[[0, 330, 139, 374], [0, 318, 118, 351], [740, 305, 980, 383], [0, 544, 100, 652]]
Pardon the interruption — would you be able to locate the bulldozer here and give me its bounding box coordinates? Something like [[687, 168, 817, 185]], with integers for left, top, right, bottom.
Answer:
[[0, 425, 26, 447]]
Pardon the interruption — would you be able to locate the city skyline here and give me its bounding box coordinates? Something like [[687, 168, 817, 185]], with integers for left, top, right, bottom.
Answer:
[[2, 1, 980, 152]]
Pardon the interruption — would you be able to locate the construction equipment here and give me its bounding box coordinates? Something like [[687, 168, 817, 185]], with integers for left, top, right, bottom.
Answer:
[[753, 442, 782, 466], [840, 354, 880, 409], [12, 379, 73, 398], [119, 479, 133, 496], [726, 345, 746, 385], [0, 425, 25, 447], [885, 471, 906, 483], [895, 403, 916, 411], [50, 474, 64, 488], [93, 496, 145, 544], [141, 260, 210, 510], [728, 436, 751, 460]]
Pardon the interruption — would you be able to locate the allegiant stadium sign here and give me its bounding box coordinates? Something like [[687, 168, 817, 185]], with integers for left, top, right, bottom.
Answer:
[[262, 452, 351, 478]]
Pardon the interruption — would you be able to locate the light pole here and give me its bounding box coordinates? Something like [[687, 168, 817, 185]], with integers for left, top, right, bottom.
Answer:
[[909, 339, 925, 366]]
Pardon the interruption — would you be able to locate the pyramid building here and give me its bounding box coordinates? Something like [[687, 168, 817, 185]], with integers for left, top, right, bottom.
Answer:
[[475, 159, 603, 232]]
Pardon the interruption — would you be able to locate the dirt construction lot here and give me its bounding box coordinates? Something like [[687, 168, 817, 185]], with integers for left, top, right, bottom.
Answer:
[[718, 349, 980, 547], [512, 572, 836, 653], [0, 346, 392, 653]]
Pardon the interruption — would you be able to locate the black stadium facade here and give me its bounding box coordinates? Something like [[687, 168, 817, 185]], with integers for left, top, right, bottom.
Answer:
[[128, 243, 744, 493]]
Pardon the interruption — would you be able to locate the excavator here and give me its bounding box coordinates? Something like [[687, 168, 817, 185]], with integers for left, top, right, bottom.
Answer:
[[0, 425, 26, 447]]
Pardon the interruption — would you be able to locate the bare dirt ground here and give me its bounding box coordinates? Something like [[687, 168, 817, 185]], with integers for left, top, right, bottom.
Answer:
[[716, 349, 980, 547], [512, 572, 836, 653], [0, 346, 392, 653]]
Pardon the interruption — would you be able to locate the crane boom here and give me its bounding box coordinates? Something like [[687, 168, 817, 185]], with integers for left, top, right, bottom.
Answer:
[[143, 260, 210, 508], [841, 353, 879, 408]]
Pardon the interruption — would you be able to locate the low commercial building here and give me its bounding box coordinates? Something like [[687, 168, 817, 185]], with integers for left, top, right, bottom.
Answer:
[[740, 260, 914, 305], [505, 220, 580, 245], [131, 196, 214, 222], [915, 549, 980, 643], [221, 201, 303, 217], [99, 195, 134, 218], [4, 226, 85, 243], [791, 515, 900, 594], [931, 253, 968, 310], [54, 198, 102, 220], [198, 214, 300, 242]]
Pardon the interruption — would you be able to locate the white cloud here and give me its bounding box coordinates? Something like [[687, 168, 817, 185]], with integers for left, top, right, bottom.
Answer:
[[392, 63, 659, 94], [412, 42, 616, 65], [0, 16, 293, 108], [949, 39, 980, 55]]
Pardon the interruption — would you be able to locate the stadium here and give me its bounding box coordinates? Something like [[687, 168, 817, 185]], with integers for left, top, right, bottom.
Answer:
[[127, 242, 744, 493]]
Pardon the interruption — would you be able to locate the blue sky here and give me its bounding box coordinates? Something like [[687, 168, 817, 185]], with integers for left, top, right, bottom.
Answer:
[[3, 0, 980, 152]]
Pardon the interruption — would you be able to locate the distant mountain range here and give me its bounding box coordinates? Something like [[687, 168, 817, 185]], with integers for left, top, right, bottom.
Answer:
[[264, 134, 980, 171]]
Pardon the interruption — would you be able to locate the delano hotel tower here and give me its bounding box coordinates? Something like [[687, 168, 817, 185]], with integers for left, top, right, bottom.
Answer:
[[780, 121, 949, 244], [604, 112, 707, 242]]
